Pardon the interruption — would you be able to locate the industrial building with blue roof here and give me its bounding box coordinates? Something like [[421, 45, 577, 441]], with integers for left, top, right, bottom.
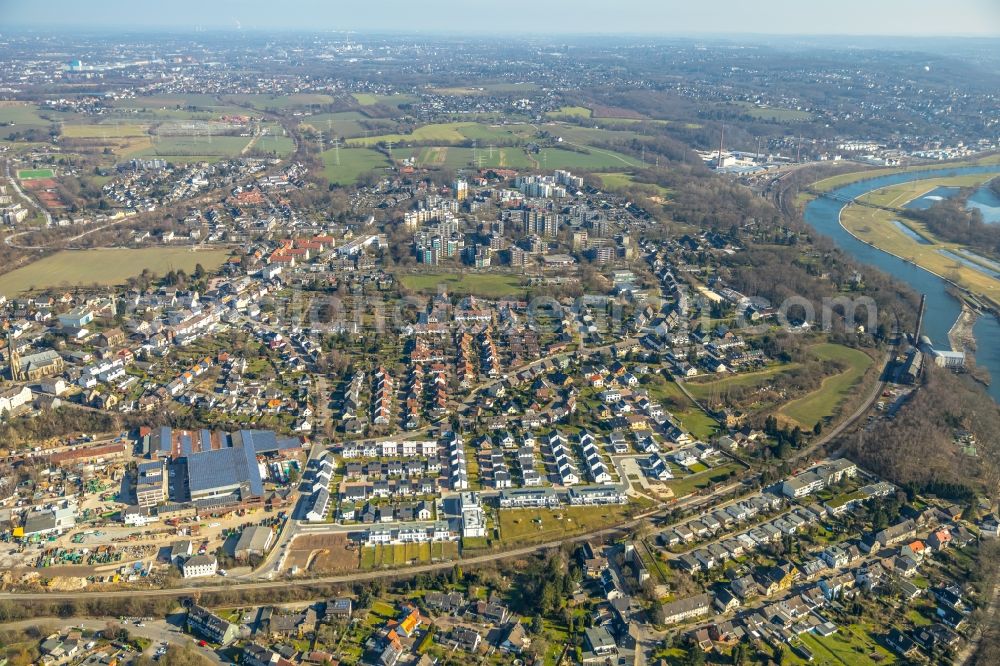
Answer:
[[144, 426, 302, 505]]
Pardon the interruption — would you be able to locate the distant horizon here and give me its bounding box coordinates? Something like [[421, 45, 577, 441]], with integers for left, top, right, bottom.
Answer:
[[3, 26, 1000, 44], [2, 0, 999, 38]]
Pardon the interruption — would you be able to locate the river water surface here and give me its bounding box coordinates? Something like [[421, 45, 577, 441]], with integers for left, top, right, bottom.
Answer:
[[803, 166, 1000, 401]]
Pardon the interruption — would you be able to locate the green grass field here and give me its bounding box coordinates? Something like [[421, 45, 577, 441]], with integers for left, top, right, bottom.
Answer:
[[0, 103, 57, 131], [595, 172, 672, 198], [298, 111, 371, 138], [17, 168, 55, 180], [778, 343, 874, 428], [685, 363, 804, 401], [136, 134, 251, 158], [855, 174, 989, 209], [446, 146, 535, 169], [666, 462, 743, 497], [222, 93, 335, 110], [397, 145, 536, 170], [348, 121, 528, 148], [398, 272, 526, 298], [0, 248, 230, 296], [359, 541, 457, 570], [322, 147, 391, 185], [430, 83, 539, 96], [542, 123, 644, 145], [796, 625, 895, 666], [498, 502, 645, 546], [546, 106, 593, 119], [351, 92, 420, 107], [250, 133, 296, 157], [61, 123, 149, 138], [539, 146, 638, 169], [646, 380, 719, 440]]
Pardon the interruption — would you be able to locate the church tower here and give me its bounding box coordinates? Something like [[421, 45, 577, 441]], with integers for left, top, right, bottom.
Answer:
[[6, 331, 21, 382]]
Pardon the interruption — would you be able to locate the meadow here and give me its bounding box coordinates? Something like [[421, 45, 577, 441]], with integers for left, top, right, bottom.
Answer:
[[0, 248, 230, 296], [396, 145, 535, 170], [778, 343, 875, 429], [430, 83, 539, 96], [352, 93, 419, 107], [297, 111, 370, 138], [595, 172, 672, 198], [16, 168, 55, 180], [222, 93, 336, 110], [398, 272, 526, 298], [537, 146, 638, 169], [322, 147, 391, 186], [60, 123, 150, 138], [0, 103, 61, 131], [545, 106, 593, 119], [347, 121, 529, 147], [134, 134, 253, 159], [497, 502, 646, 546]]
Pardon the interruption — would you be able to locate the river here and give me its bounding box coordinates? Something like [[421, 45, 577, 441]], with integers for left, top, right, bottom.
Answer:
[[803, 165, 1000, 401]]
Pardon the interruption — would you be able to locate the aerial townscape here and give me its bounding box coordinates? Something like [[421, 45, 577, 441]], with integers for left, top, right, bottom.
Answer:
[[1, 2, 1000, 666]]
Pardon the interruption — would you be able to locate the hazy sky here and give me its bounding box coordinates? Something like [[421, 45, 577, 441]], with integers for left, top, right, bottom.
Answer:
[[3, 0, 999, 36]]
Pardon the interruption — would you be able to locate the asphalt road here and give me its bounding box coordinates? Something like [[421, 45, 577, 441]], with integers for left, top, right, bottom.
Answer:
[[0, 477, 742, 601]]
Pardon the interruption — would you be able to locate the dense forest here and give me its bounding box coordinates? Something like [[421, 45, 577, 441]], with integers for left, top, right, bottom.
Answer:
[[844, 364, 1000, 502]]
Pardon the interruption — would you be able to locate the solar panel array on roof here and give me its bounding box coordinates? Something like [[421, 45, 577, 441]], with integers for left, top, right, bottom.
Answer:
[[155, 426, 173, 455], [147, 426, 299, 501]]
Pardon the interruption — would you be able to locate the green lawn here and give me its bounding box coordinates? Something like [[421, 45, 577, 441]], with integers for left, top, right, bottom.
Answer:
[[685, 363, 803, 401], [0, 248, 230, 297], [352, 93, 419, 107], [360, 540, 455, 570], [646, 380, 719, 439], [431, 83, 539, 95], [595, 172, 672, 198], [498, 501, 649, 546], [0, 103, 60, 134], [61, 123, 149, 138], [397, 145, 535, 170], [665, 462, 743, 497], [537, 146, 638, 169], [222, 93, 336, 110], [778, 344, 874, 428], [677, 406, 718, 440], [17, 168, 55, 180], [136, 134, 251, 158], [298, 111, 369, 138], [546, 106, 593, 119], [398, 272, 526, 298], [352, 93, 381, 106], [798, 625, 896, 666], [321, 147, 391, 185], [348, 121, 526, 147]]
